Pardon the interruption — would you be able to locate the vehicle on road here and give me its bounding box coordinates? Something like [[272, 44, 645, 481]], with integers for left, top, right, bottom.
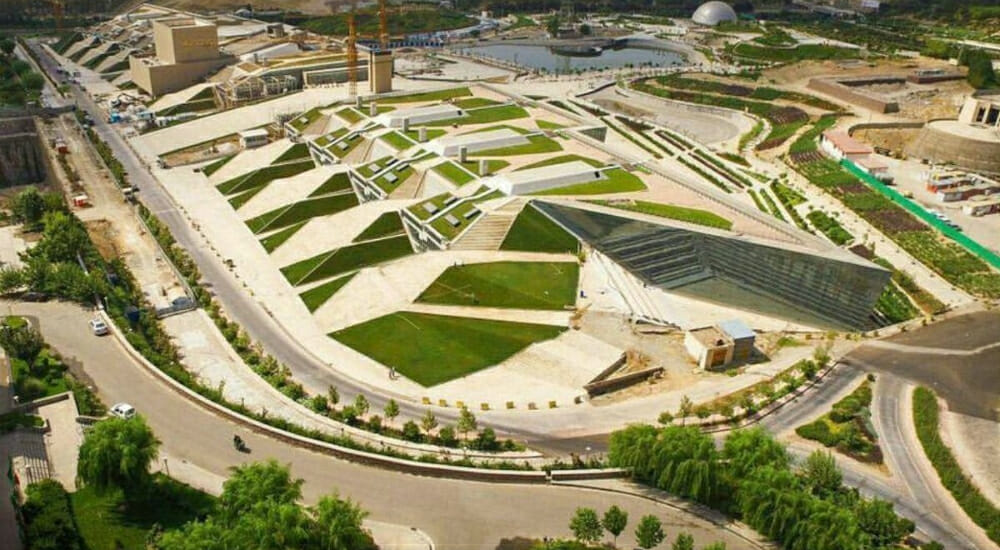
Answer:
[[89, 318, 109, 336], [109, 402, 136, 419]]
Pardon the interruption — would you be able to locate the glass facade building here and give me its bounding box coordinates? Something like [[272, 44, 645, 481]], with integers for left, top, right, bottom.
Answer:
[[535, 202, 891, 329]]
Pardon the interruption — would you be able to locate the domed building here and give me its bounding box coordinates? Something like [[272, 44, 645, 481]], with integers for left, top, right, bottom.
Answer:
[[692, 1, 738, 26]]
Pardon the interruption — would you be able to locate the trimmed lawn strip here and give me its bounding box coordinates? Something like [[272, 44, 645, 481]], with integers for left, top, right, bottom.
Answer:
[[591, 199, 733, 230], [806, 210, 853, 245], [424, 104, 530, 127], [501, 204, 578, 254], [300, 273, 357, 312], [247, 193, 359, 234], [874, 278, 919, 324], [381, 131, 414, 151], [409, 193, 452, 221], [730, 42, 860, 62], [282, 235, 413, 285], [516, 154, 603, 171], [201, 155, 233, 177], [532, 168, 646, 196], [288, 107, 323, 132], [373, 166, 414, 194], [429, 201, 481, 240], [260, 221, 306, 253], [228, 186, 265, 209], [403, 128, 446, 141], [375, 87, 471, 104], [353, 212, 404, 242], [272, 143, 311, 164], [417, 261, 579, 310], [913, 387, 1000, 544], [309, 172, 352, 196], [454, 97, 501, 108], [336, 107, 364, 124], [216, 160, 315, 196], [330, 312, 566, 386], [462, 159, 509, 174], [537, 119, 565, 129], [468, 134, 562, 156], [433, 160, 476, 186]]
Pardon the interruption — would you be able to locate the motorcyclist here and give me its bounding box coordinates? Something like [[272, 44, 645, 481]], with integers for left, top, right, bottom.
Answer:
[[233, 434, 243, 449]]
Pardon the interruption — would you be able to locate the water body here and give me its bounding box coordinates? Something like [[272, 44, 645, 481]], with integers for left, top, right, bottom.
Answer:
[[460, 44, 686, 73]]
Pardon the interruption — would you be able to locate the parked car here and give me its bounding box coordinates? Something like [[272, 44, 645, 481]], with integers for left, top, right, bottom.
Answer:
[[109, 403, 136, 419], [89, 318, 109, 336]]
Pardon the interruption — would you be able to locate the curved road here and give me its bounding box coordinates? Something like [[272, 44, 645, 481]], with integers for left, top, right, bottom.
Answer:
[[12, 300, 757, 550]]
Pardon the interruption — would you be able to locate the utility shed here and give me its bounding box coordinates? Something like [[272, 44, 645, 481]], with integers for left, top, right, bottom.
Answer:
[[717, 318, 756, 364]]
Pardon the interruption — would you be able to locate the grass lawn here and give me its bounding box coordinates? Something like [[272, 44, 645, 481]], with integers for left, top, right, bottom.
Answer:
[[454, 97, 501, 108], [470, 134, 562, 156], [373, 166, 415, 194], [429, 201, 481, 240], [309, 173, 352, 196], [376, 87, 471, 104], [516, 154, 604, 171], [536, 119, 565, 130], [315, 128, 348, 148], [228, 186, 265, 210], [408, 193, 453, 221], [533, 168, 646, 195], [287, 107, 323, 132], [330, 312, 566, 386], [246, 192, 359, 234], [282, 235, 413, 285], [418, 261, 578, 310], [354, 212, 404, 242], [71, 475, 215, 550], [216, 160, 315, 196], [300, 273, 357, 312], [461, 159, 509, 174], [433, 161, 476, 186], [202, 155, 233, 177], [591, 200, 733, 230], [336, 107, 364, 124], [272, 143, 311, 164], [260, 221, 306, 253], [403, 128, 446, 141], [500, 205, 578, 254], [425, 104, 530, 127], [731, 42, 860, 62], [381, 131, 414, 151], [327, 136, 365, 159]]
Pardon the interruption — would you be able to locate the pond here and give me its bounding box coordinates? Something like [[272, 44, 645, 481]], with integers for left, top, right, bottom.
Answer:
[[459, 44, 686, 73]]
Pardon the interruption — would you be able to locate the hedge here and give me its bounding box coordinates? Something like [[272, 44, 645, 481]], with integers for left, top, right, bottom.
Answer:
[[913, 386, 1000, 543]]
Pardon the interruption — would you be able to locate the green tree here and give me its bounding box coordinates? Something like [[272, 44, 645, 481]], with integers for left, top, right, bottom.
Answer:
[[635, 514, 665, 549], [353, 393, 369, 417], [0, 322, 44, 361], [569, 507, 603, 545], [601, 505, 628, 546], [722, 427, 789, 480], [218, 459, 304, 522], [10, 188, 47, 228], [437, 425, 457, 447], [963, 48, 998, 89], [854, 498, 914, 548], [0, 39, 14, 56], [672, 532, 694, 550], [420, 409, 438, 436], [678, 395, 693, 423], [546, 15, 561, 37], [801, 450, 842, 496], [21, 480, 81, 550], [701, 543, 727, 550], [457, 406, 477, 441], [77, 415, 160, 500], [383, 398, 399, 424], [657, 411, 674, 425], [401, 420, 421, 442], [314, 493, 373, 549], [327, 385, 339, 405]]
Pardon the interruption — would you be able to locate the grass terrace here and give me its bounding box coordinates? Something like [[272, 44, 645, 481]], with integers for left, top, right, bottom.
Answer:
[[429, 200, 482, 240], [300, 273, 357, 312], [282, 235, 413, 285], [409, 193, 454, 221], [326, 134, 365, 159], [469, 134, 563, 157], [288, 107, 324, 132], [516, 154, 604, 171], [454, 97, 502, 108], [272, 143, 311, 164], [729, 42, 861, 62], [418, 261, 579, 310], [500, 204, 579, 254], [433, 161, 476, 186], [246, 193, 359, 234], [353, 212, 405, 242], [537, 120, 566, 130], [330, 312, 566, 386], [202, 155, 233, 177], [533, 167, 646, 196], [590, 199, 733, 230], [381, 131, 414, 151], [336, 107, 364, 124], [403, 128, 446, 141], [373, 165, 415, 194], [260, 221, 306, 253], [217, 160, 315, 208], [314, 128, 348, 148], [424, 104, 530, 127], [374, 87, 471, 105], [462, 159, 509, 174], [309, 172, 352, 196]]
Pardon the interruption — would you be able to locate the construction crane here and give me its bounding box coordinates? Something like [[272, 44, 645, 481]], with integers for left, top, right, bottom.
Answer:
[[378, 0, 389, 50], [346, 4, 358, 99], [50, 0, 65, 33]]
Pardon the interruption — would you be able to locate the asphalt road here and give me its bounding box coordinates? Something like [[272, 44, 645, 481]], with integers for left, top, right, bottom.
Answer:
[[9, 301, 758, 550]]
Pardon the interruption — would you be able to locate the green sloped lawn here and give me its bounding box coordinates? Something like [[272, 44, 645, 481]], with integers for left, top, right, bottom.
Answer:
[[246, 193, 359, 234], [300, 273, 357, 312], [500, 205, 578, 254], [353, 212, 404, 242], [417, 261, 578, 310], [282, 235, 413, 286], [330, 312, 566, 386]]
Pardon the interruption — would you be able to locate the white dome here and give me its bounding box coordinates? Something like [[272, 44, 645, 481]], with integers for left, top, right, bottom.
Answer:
[[692, 1, 738, 26]]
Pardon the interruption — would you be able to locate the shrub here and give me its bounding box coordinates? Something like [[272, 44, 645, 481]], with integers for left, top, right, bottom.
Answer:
[[22, 480, 82, 550]]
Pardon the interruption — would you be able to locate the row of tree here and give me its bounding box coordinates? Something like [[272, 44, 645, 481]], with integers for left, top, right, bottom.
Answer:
[[609, 426, 925, 550], [0, 34, 45, 107], [560, 505, 726, 549]]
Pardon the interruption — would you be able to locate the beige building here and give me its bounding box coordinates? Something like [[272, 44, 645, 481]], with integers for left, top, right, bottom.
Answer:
[[130, 18, 232, 97], [959, 93, 1000, 128], [368, 49, 393, 94]]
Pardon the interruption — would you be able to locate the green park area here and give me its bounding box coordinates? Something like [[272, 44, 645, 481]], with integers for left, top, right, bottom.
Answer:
[[282, 234, 413, 286], [500, 205, 578, 254], [246, 192, 358, 234], [309, 172, 352, 196], [330, 312, 566, 386], [216, 160, 315, 209], [729, 42, 860, 63], [533, 168, 647, 196], [417, 261, 579, 310], [260, 221, 306, 253], [590, 200, 733, 230], [300, 273, 357, 312], [433, 161, 476, 186], [372, 87, 471, 105], [425, 104, 529, 127], [381, 131, 414, 151], [470, 134, 563, 156]]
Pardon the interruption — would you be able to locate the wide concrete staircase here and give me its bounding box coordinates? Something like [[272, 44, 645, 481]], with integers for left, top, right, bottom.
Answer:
[[594, 251, 678, 328], [450, 198, 525, 251]]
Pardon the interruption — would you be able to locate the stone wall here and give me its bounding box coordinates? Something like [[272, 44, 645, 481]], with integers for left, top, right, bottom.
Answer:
[[0, 117, 47, 187]]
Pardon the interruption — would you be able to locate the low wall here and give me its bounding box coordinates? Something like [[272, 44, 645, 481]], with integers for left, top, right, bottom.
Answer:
[[584, 366, 664, 397], [808, 77, 899, 114]]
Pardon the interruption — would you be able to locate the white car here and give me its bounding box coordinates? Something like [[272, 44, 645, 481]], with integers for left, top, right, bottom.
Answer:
[[109, 403, 136, 419], [89, 318, 109, 336]]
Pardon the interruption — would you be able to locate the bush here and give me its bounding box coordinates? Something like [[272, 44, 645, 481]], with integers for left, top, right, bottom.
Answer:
[[796, 420, 839, 447], [22, 480, 82, 550]]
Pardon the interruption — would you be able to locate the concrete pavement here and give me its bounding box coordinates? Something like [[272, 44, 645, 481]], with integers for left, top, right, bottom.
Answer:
[[7, 300, 760, 550]]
